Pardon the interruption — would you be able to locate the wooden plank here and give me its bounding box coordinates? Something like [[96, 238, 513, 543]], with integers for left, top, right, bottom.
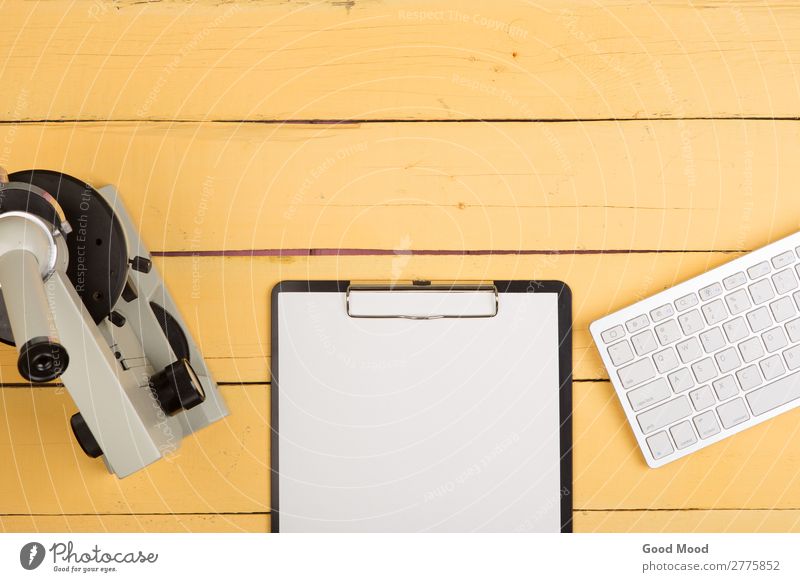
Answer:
[[0, 251, 747, 384], [4, 380, 800, 516], [3, 1, 800, 121], [0, 121, 796, 252], [0, 513, 268, 533], [575, 381, 800, 511], [7, 510, 798, 533], [575, 510, 800, 533], [0, 385, 269, 515], [6, 510, 798, 534]]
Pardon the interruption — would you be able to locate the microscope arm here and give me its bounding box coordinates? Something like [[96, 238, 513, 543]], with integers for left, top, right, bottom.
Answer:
[[46, 271, 166, 477]]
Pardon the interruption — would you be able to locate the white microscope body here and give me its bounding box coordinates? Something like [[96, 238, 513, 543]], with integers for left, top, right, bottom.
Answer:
[[0, 169, 227, 477]]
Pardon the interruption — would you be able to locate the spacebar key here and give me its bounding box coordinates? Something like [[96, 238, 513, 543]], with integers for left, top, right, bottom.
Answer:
[[746, 371, 800, 416]]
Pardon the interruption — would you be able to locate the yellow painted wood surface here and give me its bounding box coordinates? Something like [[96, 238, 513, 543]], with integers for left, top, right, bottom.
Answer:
[[2, 0, 800, 532], [576, 511, 800, 533], [3, 1, 800, 120], [0, 121, 796, 252], [0, 385, 270, 515], [0, 514, 268, 533], [3, 380, 800, 533]]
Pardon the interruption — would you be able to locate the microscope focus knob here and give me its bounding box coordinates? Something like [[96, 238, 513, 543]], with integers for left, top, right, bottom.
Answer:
[[149, 358, 206, 416], [18, 337, 69, 382], [70, 413, 103, 458]]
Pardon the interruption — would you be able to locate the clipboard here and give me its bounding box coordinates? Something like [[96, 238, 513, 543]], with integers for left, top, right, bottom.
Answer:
[[270, 280, 572, 532]]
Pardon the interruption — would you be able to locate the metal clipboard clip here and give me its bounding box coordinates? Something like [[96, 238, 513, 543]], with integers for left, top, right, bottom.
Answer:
[[346, 281, 499, 320]]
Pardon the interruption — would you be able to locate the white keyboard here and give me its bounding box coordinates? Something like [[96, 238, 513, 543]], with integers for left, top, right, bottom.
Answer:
[[590, 232, 800, 467]]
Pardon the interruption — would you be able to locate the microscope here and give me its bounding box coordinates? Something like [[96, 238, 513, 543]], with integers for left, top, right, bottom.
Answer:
[[0, 168, 227, 478]]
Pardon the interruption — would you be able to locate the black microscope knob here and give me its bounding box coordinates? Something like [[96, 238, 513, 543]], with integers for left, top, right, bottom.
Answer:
[[149, 358, 206, 416], [70, 413, 103, 458], [18, 337, 69, 382]]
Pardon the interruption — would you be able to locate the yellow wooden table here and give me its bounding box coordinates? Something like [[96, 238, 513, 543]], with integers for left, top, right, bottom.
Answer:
[[2, 0, 800, 533]]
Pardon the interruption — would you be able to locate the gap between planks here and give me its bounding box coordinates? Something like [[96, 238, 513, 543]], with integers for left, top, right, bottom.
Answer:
[[0, 512, 269, 517], [6, 508, 799, 516], [153, 249, 746, 258], [3, 118, 800, 125]]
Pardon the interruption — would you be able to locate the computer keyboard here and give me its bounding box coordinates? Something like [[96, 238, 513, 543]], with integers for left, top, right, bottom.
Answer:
[[590, 232, 800, 467]]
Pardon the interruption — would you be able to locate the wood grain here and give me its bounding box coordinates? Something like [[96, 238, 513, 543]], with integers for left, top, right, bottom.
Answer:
[[3, 380, 800, 519], [0, 513, 268, 533], [0, 385, 269, 515], [575, 510, 800, 533], [3, 1, 800, 121], [4, 0, 799, 533], [7, 511, 799, 534], [0, 121, 796, 253]]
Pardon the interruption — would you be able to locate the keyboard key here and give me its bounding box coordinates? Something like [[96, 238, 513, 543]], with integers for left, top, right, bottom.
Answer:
[[689, 385, 716, 411], [773, 268, 799, 294], [736, 365, 762, 390], [632, 329, 658, 356], [637, 396, 692, 434], [746, 306, 772, 332], [699, 327, 725, 353], [784, 345, 800, 371], [760, 354, 786, 381], [787, 317, 800, 342], [693, 410, 721, 439], [772, 250, 796, 269], [646, 431, 674, 460], [712, 375, 739, 400], [691, 358, 718, 384], [723, 317, 749, 342], [626, 314, 650, 333], [794, 289, 800, 310], [699, 283, 723, 301], [607, 340, 634, 366], [668, 368, 695, 393], [749, 279, 776, 304], [770, 296, 796, 323], [655, 320, 682, 345], [618, 358, 656, 389], [701, 299, 727, 325], [739, 337, 765, 363], [746, 370, 800, 415], [601, 325, 625, 343], [675, 293, 699, 311], [649, 304, 675, 323], [723, 272, 747, 290], [669, 421, 698, 450], [748, 261, 771, 279], [714, 347, 741, 374], [725, 289, 751, 316], [676, 337, 703, 364], [628, 378, 671, 412], [717, 398, 750, 429], [678, 309, 704, 335], [653, 347, 679, 374], [762, 327, 789, 353]]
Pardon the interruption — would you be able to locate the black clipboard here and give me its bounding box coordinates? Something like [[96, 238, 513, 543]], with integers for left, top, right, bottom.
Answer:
[[270, 280, 572, 532]]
